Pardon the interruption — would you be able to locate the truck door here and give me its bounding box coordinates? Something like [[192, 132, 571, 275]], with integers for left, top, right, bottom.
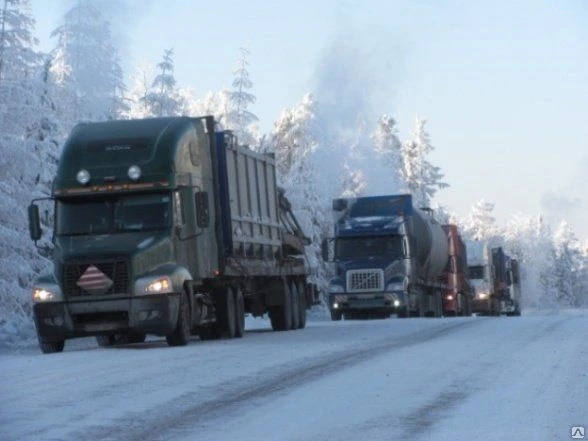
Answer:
[[173, 189, 195, 274]]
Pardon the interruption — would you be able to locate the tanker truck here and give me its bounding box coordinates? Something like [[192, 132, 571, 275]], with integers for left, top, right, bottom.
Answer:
[[27, 116, 316, 354], [440, 224, 472, 316], [322, 194, 448, 319]]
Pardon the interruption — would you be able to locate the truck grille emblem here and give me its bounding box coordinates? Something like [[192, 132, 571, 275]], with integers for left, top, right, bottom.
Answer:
[[347, 269, 385, 292], [76, 265, 114, 295]]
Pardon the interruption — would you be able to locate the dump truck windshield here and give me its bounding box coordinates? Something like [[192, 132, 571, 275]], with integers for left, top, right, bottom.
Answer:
[[335, 235, 404, 260], [468, 265, 485, 280], [56, 193, 172, 236]]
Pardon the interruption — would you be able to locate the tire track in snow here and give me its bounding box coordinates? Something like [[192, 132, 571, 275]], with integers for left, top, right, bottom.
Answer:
[[320, 316, 569, 441], [71, 319, 481, 441]]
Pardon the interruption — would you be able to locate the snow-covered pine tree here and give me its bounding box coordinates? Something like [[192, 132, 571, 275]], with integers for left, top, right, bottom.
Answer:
[[340, 164, 366, 198], [270, 94, 329, 296], [503, 214, 558, 311], [122, 61, 156, 119], [49, 0, 126, 122], [400, 117, 448, 208], [462, 199, 500, 242], [553, 221, 582, 307], [0, 0, 53, 345], [371, 114, 402, 192], [226, 47, 259, 147], [147, 48, 183, 117]]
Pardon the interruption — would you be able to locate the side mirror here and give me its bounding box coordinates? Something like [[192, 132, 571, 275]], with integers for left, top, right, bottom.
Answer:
[[195, 191, 209, 228], [28, 204, 42, 242], [332, 198, 348, 211], [321, 238, 329, 262]]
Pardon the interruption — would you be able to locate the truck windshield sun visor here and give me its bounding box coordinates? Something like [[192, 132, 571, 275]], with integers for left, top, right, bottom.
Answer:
[[56, 193, 172, 236], [335, 235, 405, 260]]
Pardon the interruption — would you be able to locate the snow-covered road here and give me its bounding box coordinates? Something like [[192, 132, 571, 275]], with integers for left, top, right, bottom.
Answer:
[[1, 313, 587, 441]]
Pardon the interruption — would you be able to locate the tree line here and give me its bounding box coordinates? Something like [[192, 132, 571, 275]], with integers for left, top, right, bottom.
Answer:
[[0, 0, 586, 345]]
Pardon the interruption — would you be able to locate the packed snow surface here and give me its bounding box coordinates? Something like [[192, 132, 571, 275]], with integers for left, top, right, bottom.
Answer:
[[1, 312, 587, 441]]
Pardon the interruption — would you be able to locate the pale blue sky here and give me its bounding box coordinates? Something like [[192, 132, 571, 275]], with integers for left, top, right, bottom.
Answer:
[[31, 0, 588, 240]]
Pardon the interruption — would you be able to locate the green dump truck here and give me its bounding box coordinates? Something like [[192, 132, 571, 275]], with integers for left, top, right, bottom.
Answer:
[[28, 116, 316, 353]]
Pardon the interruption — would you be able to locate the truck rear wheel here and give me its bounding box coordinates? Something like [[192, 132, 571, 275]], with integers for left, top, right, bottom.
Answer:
[[269, 281, 292, 331], [234, 287, 245, 338], [39, 340, 65, 354], [217, 286, 237, 338], [290, 282, 300, 330], [297, 281, 307, 329], [166, 290, 191, 346]]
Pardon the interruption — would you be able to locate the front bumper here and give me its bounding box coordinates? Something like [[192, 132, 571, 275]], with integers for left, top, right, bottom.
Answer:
[[34, 293, 180, 341], [328, 292, 404, 313], [472, 298, 492, 313]]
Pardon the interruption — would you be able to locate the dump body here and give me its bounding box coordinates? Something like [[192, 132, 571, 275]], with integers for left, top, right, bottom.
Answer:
[[441, 224, 472, 316], [29, 116, 315, 353], [326, 194, 448, 319]]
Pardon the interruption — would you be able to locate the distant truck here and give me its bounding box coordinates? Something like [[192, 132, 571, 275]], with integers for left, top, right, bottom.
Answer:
[[466, 242, 510, 316], [500, 257, 522, 316], [323, 194, 448, 320], [28, 116, 317, 353], [440, 224, 472, 316]]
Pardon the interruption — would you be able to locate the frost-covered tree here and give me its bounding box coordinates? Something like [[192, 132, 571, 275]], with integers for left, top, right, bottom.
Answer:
[[503, 214, 558, 310], [340, 164, 366, 198], [226, 47, 259, 146], [462, 199, 500, 242], [553, 221, 582, 307], [400, 117, 448, 207], [49, 0, 126, 122], [122, 61, 155, 119], [270, 94, 328, 294], [146, 48, 184, 117], [186, 87, 232, 129], [0, 0, 56, 345], [371, 114, 402, 191]]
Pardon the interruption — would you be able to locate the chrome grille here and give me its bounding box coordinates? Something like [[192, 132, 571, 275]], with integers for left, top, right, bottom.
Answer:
[[63, 259, 129, 297], [346, 269, 384, 293]]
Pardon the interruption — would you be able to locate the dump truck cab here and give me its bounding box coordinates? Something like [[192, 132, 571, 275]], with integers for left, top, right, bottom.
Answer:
[[29, 117, 221, 351]]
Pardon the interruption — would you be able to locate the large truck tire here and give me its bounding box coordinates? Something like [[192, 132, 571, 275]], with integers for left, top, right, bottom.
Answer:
[[39, 339, 65, 354], [297, 281, 307, 329], [269, 282, 292, 331], [216, 286, 237, 338], [166, 290, 191, 346], [290, 282, 300, 330], [234, 287, 245, 338], [330, 311, 342, 321]]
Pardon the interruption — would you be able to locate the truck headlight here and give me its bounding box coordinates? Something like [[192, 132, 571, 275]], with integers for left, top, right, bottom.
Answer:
[[477, 293, 489, 300], [135, 276, 174, 295], [32, 284, 63, 303]]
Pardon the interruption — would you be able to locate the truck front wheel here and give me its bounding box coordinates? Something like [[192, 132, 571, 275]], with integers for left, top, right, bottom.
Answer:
[[166, 291, 191, 346], [297, 281, 307, 329], [330, 310, 342, 321], [269, 282, 292, 331], [39, 339, 65, 354], [234, 287, 245, 338]]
